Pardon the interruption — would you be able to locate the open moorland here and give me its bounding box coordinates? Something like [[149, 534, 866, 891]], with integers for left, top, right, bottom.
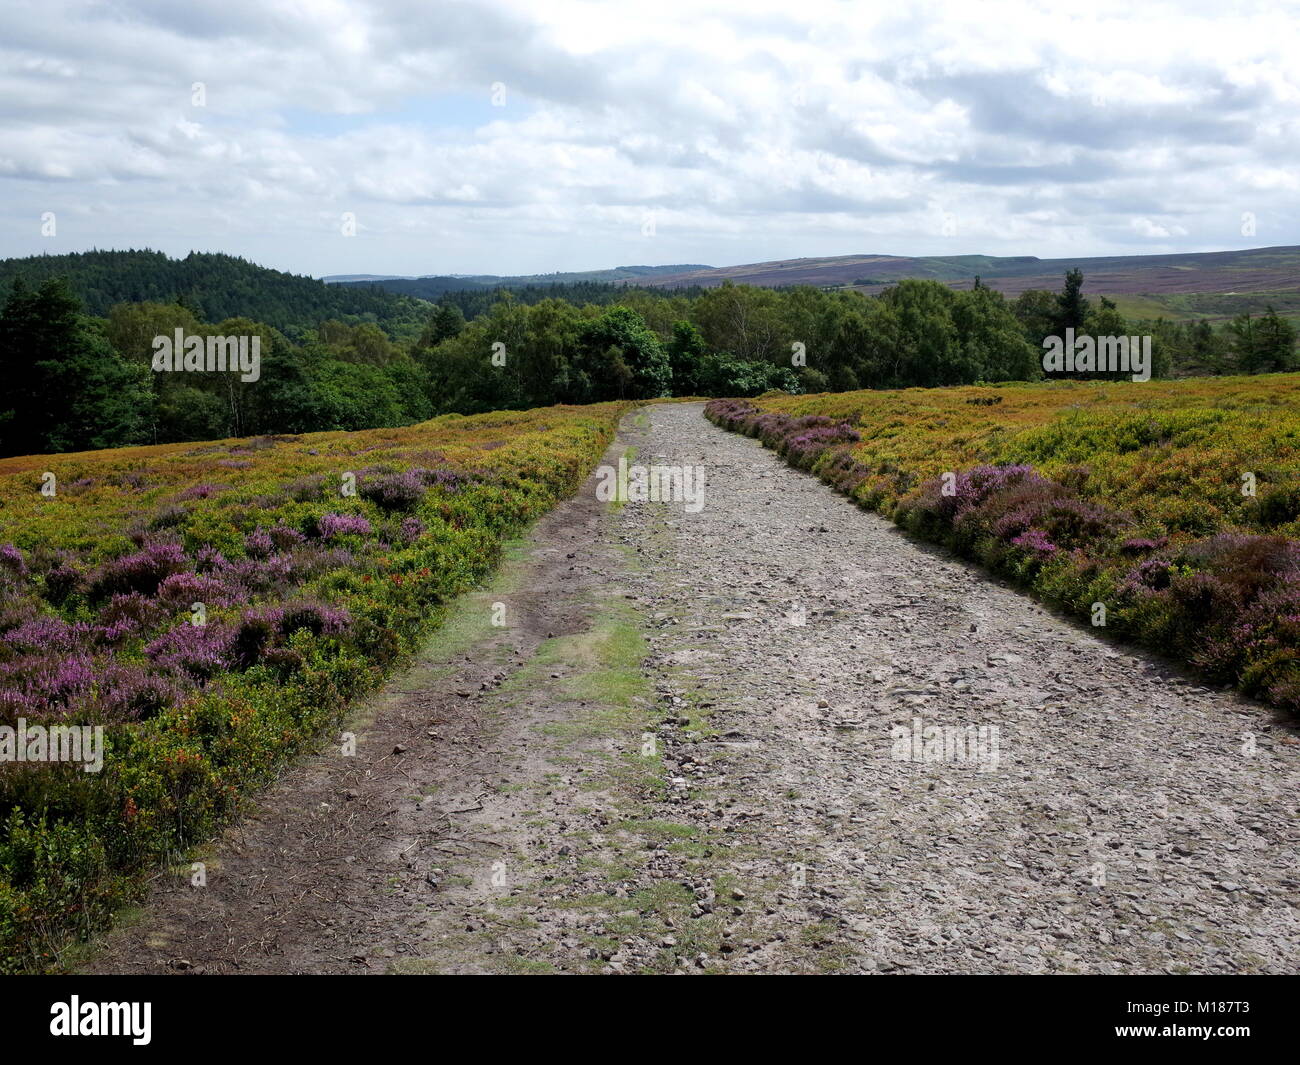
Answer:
[[0, 402, 625, 970]]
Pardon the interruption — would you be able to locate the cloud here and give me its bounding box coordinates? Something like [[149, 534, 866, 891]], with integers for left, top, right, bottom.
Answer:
[[1130, 217, 1189, 239], [0, 0, 1297, 275]]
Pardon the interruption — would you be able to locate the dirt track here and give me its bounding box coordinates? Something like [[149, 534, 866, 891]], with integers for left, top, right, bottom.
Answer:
[[83, 403, 1300, 974]]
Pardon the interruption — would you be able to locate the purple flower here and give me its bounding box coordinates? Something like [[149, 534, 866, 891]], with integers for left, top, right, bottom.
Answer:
[[225, 553, 294, 595], [99, 591, 169, 631], [244, 529, 275, 558], [0, 654, 96, 710], [0, 543, 27, 577], [1010, 529, 1057, 555], [398, 516, 425, 545], [279, 601, 351, 637], [318, 513, 372, 540], [174, 483, 226, 501], [89, 664, 185, 721], [359, 471, 426, 512], [1120, 536, 1168, 554], [156, 571, 240, 607], [268, 525, 306, 551], [90, 542, 189, 601], [286, 545, 354, 580], [4, 616, 93, 653], [145, 623, 236, 680]]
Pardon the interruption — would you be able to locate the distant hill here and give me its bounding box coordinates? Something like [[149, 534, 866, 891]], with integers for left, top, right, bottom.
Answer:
[[332, 246, 1300, 325], [634, 245, 1300, 296], [633, 245, 1300, 324], [0, 249, 429, 339], [320, 273, 418, 283], [328, 263, 711, 301]]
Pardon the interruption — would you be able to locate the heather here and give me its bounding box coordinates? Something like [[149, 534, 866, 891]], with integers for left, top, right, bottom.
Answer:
[[707, 374, 1300, 714], [0, 401, 625, 970]]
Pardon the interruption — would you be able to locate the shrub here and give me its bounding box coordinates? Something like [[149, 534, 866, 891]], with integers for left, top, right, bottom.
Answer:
[[88, 543, 188, 602]]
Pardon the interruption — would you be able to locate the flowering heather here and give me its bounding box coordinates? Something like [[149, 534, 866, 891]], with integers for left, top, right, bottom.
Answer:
[[156, 571, 241, 607], [89, 542, 189, 601], [92, 664, 184, 721], [98, 590, 169, 631], [779, 422, 862, 468], [317, 512, 373, 539], [225, 553, 294, 595], [286, 545, 355, 580], [1120, 557, 1176, 594], [0, 399, 627, 970], [279, 600, 351, 637], [41, 563, 81, 604], [359, 470, 426, 511], [0, 543, 27, 577], [267, 525, 306, 551], [93, 616, 143, 646], [986, 494, 1122, 550], [925, 465, 1046, 524], [280, 474, 329, 503], [144, 622, 237, 680], [242, 523, 307, 559], [243, 528, 275, 558], [1120, 536, 1169, 554], [1010, 529, 1058, 555], [0, 654, 95, 711], [4, 616, 93, 653], [398, 516, 425, 545]]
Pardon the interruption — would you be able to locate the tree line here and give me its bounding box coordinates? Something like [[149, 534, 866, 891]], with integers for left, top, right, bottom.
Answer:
[[0, 259, 1295, 456], [0, 249, 429, 341]]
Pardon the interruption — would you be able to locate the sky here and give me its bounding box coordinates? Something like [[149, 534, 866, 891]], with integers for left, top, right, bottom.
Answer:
[[2, 0, 1298, 278]]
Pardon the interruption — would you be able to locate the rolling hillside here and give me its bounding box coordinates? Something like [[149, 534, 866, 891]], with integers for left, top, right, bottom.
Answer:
[[330, 245, 1300, 325], [638, 245, 1300, 297], [0, 250, 429, 340], [325, 263, 710, 301]]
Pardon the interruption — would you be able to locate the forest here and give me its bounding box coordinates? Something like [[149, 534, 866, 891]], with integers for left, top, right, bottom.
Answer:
[[0, 251, 1295, 457]]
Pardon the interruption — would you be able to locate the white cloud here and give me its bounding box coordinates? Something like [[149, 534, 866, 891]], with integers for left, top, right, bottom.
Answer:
[[0, 0, 1297, 275]]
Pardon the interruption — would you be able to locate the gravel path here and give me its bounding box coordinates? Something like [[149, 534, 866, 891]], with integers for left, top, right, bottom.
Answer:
[[83, 402, 1300, 975], [618, 402, 1300, 974]]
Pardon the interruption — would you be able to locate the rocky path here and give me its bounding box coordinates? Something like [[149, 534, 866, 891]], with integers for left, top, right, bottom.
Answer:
[[84, 403, 1300, 974]]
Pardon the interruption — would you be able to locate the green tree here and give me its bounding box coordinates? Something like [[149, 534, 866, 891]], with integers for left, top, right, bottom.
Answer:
[[0, 278, 150, 455], [417, 303, 467, 349], [1013, 289, 1057, 348], [1053, 269, 1090, 338], [952, 286, 1040, 382], [666, 320, 708, 395], [1230, 307, 1298, 373], [578, 307, 671, 399]]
